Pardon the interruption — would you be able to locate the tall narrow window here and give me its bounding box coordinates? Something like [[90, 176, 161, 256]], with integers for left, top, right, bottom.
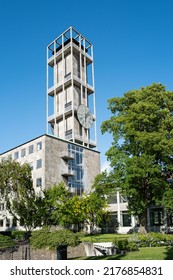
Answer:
[[21, 148, 26, 157], [121, 211, 131, 227], [6, 219, 10, 227], [36, 159, 42, 169], [14, 151, 19, 160], [36, 178, 42, 187], [37, 142, 42, 151], [0, 203, 4, 211], [0, 219, 3, 227], [29, 145, 34, 154]]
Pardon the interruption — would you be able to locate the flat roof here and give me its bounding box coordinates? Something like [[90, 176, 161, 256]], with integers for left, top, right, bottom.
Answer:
[[0, 134, 100, 156]]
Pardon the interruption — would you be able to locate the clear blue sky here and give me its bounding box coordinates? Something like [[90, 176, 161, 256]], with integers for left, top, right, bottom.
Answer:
[[0, 0, 173, 170]]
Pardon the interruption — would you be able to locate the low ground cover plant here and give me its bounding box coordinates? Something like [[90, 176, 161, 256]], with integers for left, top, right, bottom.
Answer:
[[113, 232, 173, 253], [0, 234, 16, 248]]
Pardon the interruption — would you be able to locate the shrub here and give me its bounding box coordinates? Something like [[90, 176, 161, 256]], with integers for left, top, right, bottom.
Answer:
[[113, 238, 128, 251], [113, 237, 138, 252], [11, 231, 28, 241], [136, 232, 173, 247], [0, 234, 16, 248], [127, 240, 138, 251], [30, 227, 82, 250]]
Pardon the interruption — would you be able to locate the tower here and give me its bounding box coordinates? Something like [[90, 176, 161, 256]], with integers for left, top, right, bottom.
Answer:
[[0, 28, 101, 232], [46, 27, 97, 149]]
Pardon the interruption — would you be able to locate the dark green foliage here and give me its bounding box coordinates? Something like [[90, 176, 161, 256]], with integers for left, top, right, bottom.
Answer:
[[137, 232, 173, 247], [162, 187, 173, 213], [0, 234, 16, 248], [29, 227, 82, 250], [113, 237, 129, 251], [0, 158, 108, 232], [113, 237, 138, 252], [101, 83, 173, 228], [11, 231, 28, 241], [41, 183, 108, 231], [113, 232, 173, 253], [0, 159, 41, 232]]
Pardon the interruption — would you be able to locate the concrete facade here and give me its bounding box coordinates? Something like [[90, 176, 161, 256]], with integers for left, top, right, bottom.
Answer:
[[47, 27, 97, 149], [0, 134, 100, 231], [0, 27, 140, 235]]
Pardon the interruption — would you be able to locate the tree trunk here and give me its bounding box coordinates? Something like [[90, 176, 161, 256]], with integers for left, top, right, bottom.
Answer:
[[138, 209, 148, 234]]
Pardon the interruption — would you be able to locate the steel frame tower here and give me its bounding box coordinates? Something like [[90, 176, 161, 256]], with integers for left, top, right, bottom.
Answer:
[[46, 27, 97, 149]]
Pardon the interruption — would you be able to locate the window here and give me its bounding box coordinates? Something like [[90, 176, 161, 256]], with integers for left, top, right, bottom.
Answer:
[[167, 214, 173, 226], [21, 148, 26, 157], [107, 212, 119, 233], [12, 218, 17, 227], [6, 219, 10, 227], [0, 219, 3, 227], [67, 143, 84, 195], [76, 168, 83, 181], [14, 151, 19, 160], [76, 153, 82, 164], [121, 211, 131, 227], [150, 208, 164, 226], [36, 159, 42, 169], [120, 195, 128, 203], [36, 178, 42, 187], [0, 203, 4, 211], [37, 141, 42, 151], [29, 145, 34, 154], [108, 193, 117, 204]]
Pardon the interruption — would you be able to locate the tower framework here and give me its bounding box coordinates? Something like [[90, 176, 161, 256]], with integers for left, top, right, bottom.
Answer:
[[46, 27, 97, 149]]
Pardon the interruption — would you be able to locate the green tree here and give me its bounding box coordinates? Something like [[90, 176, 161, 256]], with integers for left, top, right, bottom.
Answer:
[[40, 183, 70, 227], [0, 159, 41, 232], [42, 183, 108, 232], [83, 191, 109, 232], [162, 187, 173, 214], [101, 83, 173, 230], [0, 160, 108, 233], [44, 185, 86, 230]]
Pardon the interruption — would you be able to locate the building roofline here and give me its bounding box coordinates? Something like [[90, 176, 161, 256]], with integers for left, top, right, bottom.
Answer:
[[0, 134, 100, 156]]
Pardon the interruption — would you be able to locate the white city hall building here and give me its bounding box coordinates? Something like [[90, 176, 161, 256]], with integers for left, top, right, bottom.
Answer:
[[0, 27, 137, 233]]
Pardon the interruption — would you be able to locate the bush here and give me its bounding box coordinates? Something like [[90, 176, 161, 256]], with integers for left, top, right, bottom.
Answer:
[[127, 241, 138, 251], [0, 234, 16, 248], [11, 231, 28, 241], [135, 232, 173, 247], [113, 237, 138, 252], [30, 227, 82, 250]]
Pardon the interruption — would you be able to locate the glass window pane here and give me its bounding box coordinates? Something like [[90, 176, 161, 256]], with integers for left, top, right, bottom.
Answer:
[[29, 145, 34, 154], [36, 159, 42, 169]]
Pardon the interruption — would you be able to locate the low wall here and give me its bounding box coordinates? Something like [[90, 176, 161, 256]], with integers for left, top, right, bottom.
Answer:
[[0, 243, 86, 260]]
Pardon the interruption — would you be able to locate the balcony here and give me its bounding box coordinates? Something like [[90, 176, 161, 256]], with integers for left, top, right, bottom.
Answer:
[[62, 169, 75, 177], [61, 151, 74, 160]]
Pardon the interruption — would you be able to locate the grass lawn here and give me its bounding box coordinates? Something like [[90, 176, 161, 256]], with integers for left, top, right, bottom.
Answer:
[[79, 233, 173, 260], [81, 233, 132, 243], [74, 246, 173, 260]]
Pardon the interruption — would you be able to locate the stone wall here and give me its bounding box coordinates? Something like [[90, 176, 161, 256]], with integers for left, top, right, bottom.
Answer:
[[0, 243, 86, 260]]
